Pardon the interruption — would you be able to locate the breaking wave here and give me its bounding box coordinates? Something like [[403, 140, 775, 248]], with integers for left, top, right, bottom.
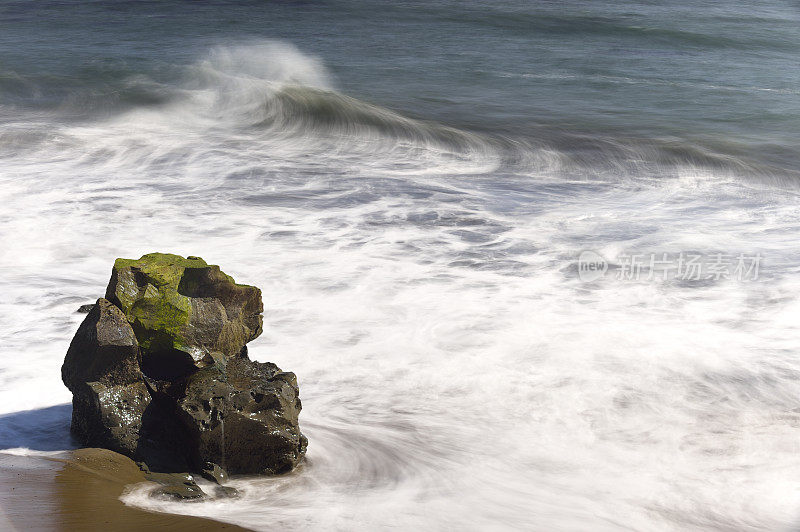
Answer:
[[3, 41, 787, 183]]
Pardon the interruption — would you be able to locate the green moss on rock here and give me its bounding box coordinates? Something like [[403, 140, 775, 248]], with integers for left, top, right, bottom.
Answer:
[[105, 253, 263, 369]]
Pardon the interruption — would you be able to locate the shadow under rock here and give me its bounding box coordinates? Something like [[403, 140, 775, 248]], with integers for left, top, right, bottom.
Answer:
[[0, 403, 78, 452]]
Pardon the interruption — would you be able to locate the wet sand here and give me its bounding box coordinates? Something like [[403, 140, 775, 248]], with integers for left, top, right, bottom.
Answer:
[[0, 450, 248, 531]]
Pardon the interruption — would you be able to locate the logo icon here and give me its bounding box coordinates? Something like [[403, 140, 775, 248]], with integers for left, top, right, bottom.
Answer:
[[578, 250, 607, 282]]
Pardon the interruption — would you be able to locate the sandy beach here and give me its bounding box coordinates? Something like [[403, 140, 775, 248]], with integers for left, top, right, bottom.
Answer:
[[0, 450, 247, 531]]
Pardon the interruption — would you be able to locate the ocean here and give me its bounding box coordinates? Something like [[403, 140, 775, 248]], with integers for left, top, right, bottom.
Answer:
[[1, 0, 800, 529]]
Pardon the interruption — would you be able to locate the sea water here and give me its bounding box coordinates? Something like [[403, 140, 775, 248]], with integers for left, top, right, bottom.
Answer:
[[1, 1, 800, 529]]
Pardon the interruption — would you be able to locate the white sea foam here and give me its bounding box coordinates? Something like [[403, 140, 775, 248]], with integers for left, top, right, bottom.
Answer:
[[1, 41, 800, 530]]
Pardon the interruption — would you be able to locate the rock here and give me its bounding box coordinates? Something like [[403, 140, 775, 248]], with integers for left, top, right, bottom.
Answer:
[[104, 253, 263, 378], [176, 354, 307, 475], [63, 299, 141, 390], [61, 253, 306, 477], [152, 480, 206, 500], [62, 299, 149, 457], [201, 462, 229, 484], [214, 486, 240, 498], [143, 470, 195, 485], [77, 303, 95, 313]]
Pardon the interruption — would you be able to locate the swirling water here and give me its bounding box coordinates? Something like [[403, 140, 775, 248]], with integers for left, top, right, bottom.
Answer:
[[1, 1, 800, 530]]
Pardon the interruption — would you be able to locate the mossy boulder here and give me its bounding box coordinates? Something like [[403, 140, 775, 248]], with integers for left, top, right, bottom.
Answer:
[[62, 253, 306, 477], [105, 253, 263, 380]]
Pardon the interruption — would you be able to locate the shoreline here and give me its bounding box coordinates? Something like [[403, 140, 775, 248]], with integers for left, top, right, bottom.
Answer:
[[0, 450, 249, 531]]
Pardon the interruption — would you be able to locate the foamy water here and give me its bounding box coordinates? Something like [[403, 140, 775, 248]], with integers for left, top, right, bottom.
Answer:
[[2, 38, 800, 531]]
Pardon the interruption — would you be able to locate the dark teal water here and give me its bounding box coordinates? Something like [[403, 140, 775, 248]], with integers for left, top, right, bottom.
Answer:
[[2, 1, 799, 172]]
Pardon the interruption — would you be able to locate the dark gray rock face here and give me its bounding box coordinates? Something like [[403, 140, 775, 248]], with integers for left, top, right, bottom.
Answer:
[[151, 479, 206, 500], [61, 254, 306, 476], [176, 355, 307, 475], [201, 462, 229, 484], [62, 299, 148, 457]]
